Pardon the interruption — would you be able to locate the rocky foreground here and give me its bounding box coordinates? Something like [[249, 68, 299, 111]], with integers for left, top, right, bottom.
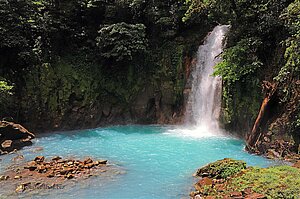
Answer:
[[191, 158, 300, 199], [0, 156, 113, 195]]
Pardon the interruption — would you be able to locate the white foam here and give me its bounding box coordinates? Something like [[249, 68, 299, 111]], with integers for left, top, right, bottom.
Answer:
[[164, 125, 226, 139]]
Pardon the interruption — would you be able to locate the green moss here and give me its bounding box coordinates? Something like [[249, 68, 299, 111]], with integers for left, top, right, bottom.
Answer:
[[195, 158, 247, 179], [221, 76, 262, 132], [150, 41, 187, 106], [194, 159, 300, 199], [228, 166, 300, 198], [22, 59, 100, 118]]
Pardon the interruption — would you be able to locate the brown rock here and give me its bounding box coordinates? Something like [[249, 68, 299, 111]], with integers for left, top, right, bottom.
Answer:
[[14, 175, 22, 180], [189, 191, 199, 197], [243, 188, 253, 195], [198, 177, 213, 186], [85, 163, 95, 169], [66, 173, 74, 179], [245, 193, 266, 199], [267, 149, 281, 159], [214, 184, 225, 192], [60, 168, 73, 175], [47, 172, 55, 178], [84, 158, 93, 164], [0, 175, 9, 180], [98, 160, 108, 165], [52, 156, 62, 161], [26, 165, 37, 171], [74, 161, 81, 165], [37, 165, 47, 173], [2, 156, 115, 194], [34, 156, 45, 163], [292, 160, 300, 169], [230, 191, 242, 197], [1, 140, 12, 148], [194, 177, 213, 192], [27, 161, 37, 166], [60, 169, 68, 175], [15, 184, 25, 193], [57, 159, 64, 163], [67, 161, 74, 166], [194, 183, 203, 192], [206, 196, 216, 199], [0, 121, 35, 154]]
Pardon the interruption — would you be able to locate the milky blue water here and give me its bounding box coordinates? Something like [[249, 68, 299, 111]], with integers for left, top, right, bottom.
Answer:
[[0, 125, 274, 199]]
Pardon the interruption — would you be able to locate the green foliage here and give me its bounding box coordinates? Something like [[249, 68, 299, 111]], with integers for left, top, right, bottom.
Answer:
[[275, 0, 300, 84], [192, 0, 296, 132], [213, 37, 263, 127], [195, 158, 246, 179], [270, 0, 300, 141], [2, 0, 296, 132], [0, 0, 39, 71], [182, 0, 210, 22], [228, 166, 300, 198], [23, 59, 98, 117], [196, 160, 300, 199], [153, 41, 187, 106], [275, 38, 300, 84], [214, 38, 263, 83], [0, 80, 13, 95], [96, 22, 148, 62], [0, 0, 35, 49], [0, 0, 192, 125], [0, 79, 13, 115]]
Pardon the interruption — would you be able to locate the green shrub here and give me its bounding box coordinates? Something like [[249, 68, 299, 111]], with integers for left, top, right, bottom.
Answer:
[[0, 79, 14, 115], [213, 37, 263, 83], [96, 22, 148, 62]]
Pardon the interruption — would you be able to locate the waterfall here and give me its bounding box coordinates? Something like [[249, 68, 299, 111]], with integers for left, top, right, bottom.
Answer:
[[185, 25, 230, 134]]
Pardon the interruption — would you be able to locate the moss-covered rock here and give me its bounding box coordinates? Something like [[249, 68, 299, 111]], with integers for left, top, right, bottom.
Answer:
[[191, 159, 300, 199], [194, 158, 246, 179]]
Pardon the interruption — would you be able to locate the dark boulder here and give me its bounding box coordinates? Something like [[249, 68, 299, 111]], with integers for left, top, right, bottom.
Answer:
[[0, 121, 35, 154]]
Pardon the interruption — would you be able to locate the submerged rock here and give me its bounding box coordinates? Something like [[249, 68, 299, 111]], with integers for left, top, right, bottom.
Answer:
[[0, 121, 35, 154]]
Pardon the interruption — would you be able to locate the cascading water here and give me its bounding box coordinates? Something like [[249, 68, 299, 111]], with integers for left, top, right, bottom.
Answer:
[[185, 25, 230, 135]]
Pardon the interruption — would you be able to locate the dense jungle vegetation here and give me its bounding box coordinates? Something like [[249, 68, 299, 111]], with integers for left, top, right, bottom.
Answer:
[[0, 0, 299, 157]]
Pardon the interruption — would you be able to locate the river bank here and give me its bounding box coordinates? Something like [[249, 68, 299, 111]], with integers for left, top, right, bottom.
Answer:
[[190, 158, 300, 199]]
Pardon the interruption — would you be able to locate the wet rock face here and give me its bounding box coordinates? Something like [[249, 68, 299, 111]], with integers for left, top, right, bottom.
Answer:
[[0, 121, 35, 154]]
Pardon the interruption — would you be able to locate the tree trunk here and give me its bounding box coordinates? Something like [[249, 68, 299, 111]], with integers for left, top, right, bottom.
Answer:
[[246, 81, 277, 151]]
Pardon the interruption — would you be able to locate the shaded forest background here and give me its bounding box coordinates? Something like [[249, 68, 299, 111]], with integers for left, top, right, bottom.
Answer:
[[0, 0, 299, 158]]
